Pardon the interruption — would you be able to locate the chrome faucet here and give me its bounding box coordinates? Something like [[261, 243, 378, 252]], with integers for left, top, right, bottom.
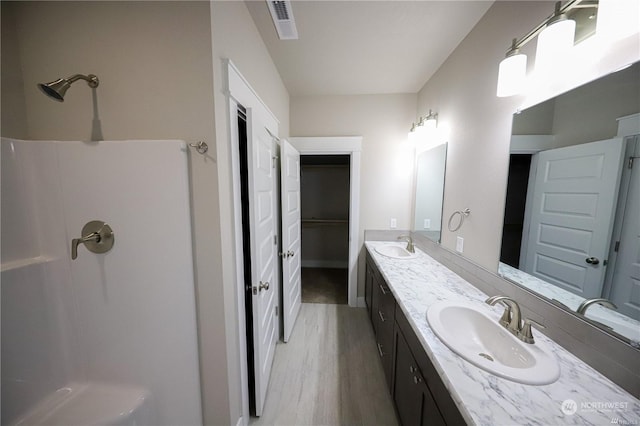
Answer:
[[576, 298, 618, 315], [397, 235, 415, 253], [485, 296, 545, 344]]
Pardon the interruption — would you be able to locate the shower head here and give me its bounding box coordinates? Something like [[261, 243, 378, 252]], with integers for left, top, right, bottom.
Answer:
[[38, 74, 99, 102]]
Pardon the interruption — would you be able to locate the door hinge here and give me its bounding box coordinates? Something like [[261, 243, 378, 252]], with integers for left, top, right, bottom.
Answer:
[[275, 306, 279, 316], [614, 241, 620, 252], [629, 156, 638, 169], [272, 155, 279, 169], [274, 234, 278, 245]]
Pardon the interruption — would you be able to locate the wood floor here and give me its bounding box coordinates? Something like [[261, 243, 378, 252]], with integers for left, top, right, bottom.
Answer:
[[301, 268, 348, 305], [250, 303, 399, 426]]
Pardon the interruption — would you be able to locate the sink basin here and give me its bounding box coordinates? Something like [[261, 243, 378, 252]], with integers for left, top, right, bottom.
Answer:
[[375, 244, 418, 259], [426, 301, 560, 385]]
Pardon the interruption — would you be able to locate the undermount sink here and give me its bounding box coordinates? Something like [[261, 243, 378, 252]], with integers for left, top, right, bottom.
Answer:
[[426, 301, 560, 385], [375, 244, 418, 259]]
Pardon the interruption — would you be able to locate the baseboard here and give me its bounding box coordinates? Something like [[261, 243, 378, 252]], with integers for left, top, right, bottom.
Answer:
[[301, 260, 348, 269], [357, 296, 366, 308]]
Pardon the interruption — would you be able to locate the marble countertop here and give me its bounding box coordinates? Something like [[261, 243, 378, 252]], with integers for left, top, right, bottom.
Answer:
[[365, 241, 640, 426]]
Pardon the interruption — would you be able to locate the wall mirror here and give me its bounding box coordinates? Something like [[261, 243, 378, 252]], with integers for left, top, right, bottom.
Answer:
[[413, 143, 447, 243], [499, 61, 640, 346]]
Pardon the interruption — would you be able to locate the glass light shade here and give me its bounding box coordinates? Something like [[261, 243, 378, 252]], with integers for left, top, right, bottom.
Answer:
[[496, 53, 527, 97], [535, 18, 576, 73], [408, 129, 418, 145], [597, 0, 640, 42], [424, 117, 437, 130]]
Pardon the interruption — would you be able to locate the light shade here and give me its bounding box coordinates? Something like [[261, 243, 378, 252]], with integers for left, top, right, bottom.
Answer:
[[535, 18, 576, 73], [497, 53, 527, 97], [597, 0, 640, 42]]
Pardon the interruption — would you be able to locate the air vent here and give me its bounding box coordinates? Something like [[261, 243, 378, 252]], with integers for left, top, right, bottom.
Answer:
[[266, 0, 298, 40]]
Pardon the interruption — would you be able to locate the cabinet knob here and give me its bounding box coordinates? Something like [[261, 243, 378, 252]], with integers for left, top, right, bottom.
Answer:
[[409, 365, 415, 373], [413, 376, 422, 384]]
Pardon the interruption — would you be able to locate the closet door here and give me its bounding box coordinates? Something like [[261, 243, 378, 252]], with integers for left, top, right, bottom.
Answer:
[[247, 107, 278, 416], [280, 140, 302, 342]]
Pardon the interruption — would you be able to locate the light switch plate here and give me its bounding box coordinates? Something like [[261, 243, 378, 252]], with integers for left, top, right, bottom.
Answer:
[[456, 236, 464, 253], [390, 218, 397, 229], [424, 219, 431, 229]]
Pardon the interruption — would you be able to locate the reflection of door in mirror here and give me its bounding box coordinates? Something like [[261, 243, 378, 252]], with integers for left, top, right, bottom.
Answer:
[[413, 143, 447, 243], [522, 138, 625, 299], [500, 60, 640, 344], [606, 136, 640, 321]]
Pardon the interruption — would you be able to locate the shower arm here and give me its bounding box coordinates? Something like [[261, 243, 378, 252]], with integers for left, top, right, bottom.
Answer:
[[68, 74, 99, 88]]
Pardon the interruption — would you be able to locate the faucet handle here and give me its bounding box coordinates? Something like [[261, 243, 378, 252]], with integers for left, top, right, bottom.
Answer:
[[520, 318, 545, 344]]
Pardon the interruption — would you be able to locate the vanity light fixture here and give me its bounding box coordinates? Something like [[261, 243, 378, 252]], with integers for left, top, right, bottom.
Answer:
[[409, 109, 438, 139], [495, 0, 596, 97]]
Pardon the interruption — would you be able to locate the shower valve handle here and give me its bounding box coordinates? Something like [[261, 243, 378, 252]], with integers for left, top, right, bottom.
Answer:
[[71, 220, 115, 260]]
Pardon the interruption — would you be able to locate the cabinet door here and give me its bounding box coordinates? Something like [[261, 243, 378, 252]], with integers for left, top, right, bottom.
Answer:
[[365, 260, 374, 320], [377, 281, 396, 390], [396, 304, 464, 425], [394, 327, 446, 426], [394, 327, 423, 426]]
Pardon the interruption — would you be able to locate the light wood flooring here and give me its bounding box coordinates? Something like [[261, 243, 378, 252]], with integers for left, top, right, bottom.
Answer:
[[250, 303, 399, 426], [301, 268, 348, 305]]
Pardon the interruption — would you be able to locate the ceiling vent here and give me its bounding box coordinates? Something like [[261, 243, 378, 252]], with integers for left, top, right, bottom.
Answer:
[[266, 1, 298, 40]]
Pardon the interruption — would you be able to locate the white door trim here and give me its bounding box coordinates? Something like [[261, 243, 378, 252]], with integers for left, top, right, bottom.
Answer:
[[224, 59, 280, 425], [289, 136, 362, 307]]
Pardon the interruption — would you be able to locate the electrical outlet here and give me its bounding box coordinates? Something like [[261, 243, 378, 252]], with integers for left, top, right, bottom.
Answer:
[[390, 218, 397, 229], [456, 236, 464, 253], [424, 219, 431, 229]]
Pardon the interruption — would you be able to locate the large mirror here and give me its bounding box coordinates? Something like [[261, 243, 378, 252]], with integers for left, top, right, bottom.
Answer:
[[500, 61, 640, 345], [413, 143, 447, 243]]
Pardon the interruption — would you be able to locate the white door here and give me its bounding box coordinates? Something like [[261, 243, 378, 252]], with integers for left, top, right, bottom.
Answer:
[[280, 140, 302, 342], [609, 137, 640, 320], [247, 108, 278, 416], [524, 138, 625, 298]]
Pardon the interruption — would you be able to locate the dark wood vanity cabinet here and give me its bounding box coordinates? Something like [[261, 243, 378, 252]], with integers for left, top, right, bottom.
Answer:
[[365, 252, 465, 426], [366, 252, 396, 392]]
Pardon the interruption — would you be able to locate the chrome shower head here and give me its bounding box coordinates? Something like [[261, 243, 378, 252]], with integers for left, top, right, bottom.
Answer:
[[38, 74, 99, 102]]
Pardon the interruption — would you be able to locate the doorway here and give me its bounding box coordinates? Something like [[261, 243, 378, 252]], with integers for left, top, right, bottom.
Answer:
[[300, 155, 350, 304], [289, 137, 362, 307]]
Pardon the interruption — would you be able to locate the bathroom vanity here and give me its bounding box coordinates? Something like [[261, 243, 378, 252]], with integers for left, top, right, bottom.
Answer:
[[365, 241, 640, 425]]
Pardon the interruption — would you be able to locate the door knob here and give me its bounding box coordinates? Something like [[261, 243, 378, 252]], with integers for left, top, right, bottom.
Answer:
[[71, 220, 114, 260], [585, 257, 600, 265], [287, 250, 294, 258], [259, 281, 270, 291]]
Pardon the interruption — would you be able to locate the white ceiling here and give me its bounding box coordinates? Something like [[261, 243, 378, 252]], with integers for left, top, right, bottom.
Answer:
[[246, 1, 494, 96]]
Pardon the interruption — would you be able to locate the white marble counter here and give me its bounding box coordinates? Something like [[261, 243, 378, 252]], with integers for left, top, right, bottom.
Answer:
[[366, 241, 640, 426]]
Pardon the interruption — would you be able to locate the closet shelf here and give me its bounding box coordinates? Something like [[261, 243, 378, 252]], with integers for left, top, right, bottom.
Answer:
[[302, 218, 348, 225]]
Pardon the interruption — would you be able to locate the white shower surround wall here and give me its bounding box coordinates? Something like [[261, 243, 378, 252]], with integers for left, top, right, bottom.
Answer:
[[1, 138, 202, 425]]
